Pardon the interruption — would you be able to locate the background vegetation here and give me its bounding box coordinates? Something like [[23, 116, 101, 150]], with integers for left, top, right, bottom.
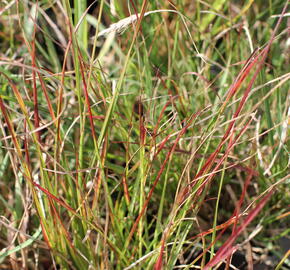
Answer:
[[0, 0, 289, 269]]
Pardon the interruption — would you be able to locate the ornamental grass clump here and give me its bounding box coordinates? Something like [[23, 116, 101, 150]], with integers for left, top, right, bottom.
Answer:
[[0, 1, 289, 269]]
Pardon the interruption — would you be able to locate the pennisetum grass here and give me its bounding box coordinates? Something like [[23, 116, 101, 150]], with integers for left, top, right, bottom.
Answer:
[[0, 0, 289, 269]]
